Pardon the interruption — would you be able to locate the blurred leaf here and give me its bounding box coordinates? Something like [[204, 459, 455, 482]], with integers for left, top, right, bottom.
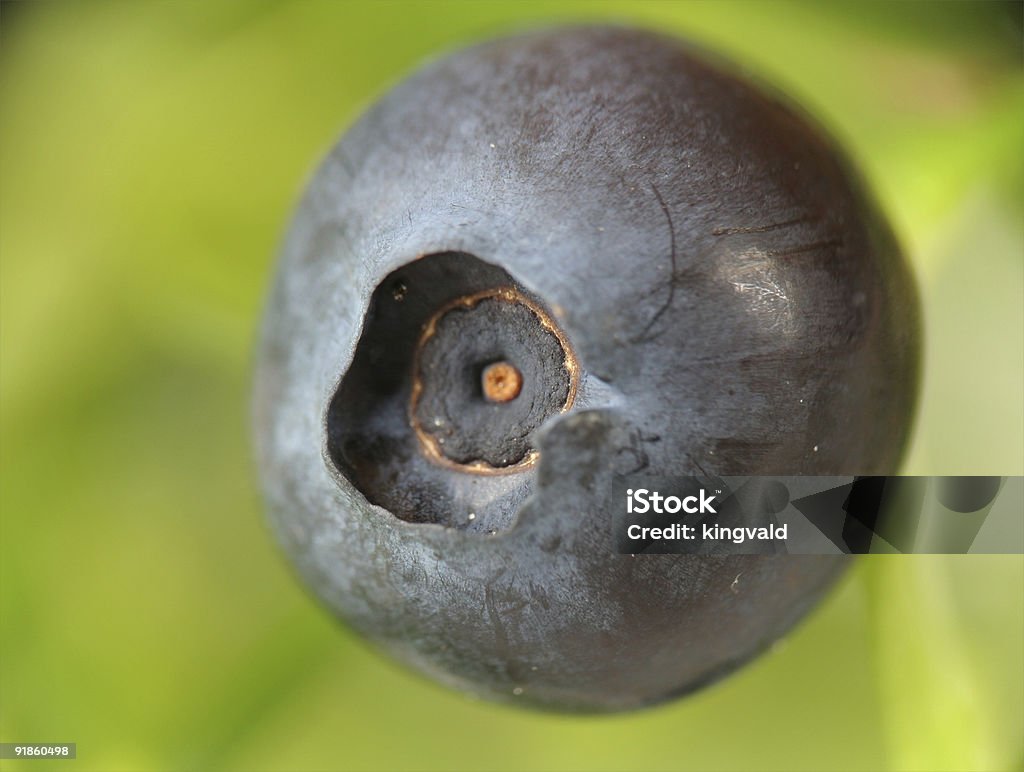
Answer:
[[866, 558, 1007, 771]]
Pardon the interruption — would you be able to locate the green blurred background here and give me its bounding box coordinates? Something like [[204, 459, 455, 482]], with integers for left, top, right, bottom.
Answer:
[[1, 2, 1022, 770]]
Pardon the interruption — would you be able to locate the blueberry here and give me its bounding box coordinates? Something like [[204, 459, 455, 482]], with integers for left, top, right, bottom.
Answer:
[[254, 26, 919, 712]]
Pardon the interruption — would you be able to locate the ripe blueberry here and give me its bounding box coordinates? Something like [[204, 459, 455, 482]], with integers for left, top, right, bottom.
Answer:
[[254, 26, 920, 712]]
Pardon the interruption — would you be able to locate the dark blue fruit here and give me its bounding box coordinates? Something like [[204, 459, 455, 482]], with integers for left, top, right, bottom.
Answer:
[[253, 26, 920, 712]]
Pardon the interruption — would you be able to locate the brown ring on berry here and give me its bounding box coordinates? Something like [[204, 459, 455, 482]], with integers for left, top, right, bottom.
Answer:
[[410, 287, 578, 474]]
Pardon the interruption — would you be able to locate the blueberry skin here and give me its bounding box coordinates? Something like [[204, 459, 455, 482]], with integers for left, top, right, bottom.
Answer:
[[254, 27, 919, 712]]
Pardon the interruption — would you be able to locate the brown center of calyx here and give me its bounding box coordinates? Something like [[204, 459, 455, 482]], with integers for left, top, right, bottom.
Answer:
[[481, 361, 523, 403]]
